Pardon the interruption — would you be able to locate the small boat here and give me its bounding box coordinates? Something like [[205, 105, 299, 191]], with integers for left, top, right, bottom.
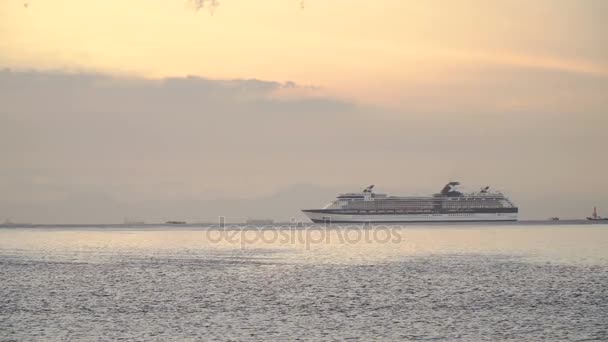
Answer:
[[166, 221, 187, 224], [549, 217, 560, 221], [587, 207, 608, 221]]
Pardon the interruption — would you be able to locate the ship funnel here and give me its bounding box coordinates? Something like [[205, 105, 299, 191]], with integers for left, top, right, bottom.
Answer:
[[441, 181, 462, 196]]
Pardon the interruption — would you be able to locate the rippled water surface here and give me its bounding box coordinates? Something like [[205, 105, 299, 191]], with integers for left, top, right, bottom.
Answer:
[[1, 225, 608, 341]]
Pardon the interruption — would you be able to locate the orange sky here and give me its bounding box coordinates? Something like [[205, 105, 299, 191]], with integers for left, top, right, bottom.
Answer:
[[2, 0, 607, 106]]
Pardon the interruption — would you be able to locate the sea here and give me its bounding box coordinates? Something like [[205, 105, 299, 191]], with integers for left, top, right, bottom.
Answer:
[[1, 223, 607, 341]]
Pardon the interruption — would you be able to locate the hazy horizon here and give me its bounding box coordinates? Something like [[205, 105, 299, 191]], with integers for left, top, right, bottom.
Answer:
[[1, 1, 607, 223]]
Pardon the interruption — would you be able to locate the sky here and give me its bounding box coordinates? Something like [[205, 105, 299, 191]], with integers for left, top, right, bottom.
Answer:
[[1, 0, 607, 222]]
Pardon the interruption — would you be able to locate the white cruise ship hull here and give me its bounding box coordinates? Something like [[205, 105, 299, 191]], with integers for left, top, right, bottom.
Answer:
[[303, 211, 518, 223]]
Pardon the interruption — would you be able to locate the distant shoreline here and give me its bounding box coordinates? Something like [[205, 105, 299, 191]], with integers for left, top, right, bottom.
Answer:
[[1, 219, 607, 228]]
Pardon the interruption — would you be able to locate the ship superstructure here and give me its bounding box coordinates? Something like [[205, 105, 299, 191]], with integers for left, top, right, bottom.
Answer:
[[302, 182, 518, 223], [587, 207, 608, 221]]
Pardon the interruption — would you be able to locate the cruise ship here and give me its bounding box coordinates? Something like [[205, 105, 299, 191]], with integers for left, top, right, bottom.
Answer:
[[302, 182, 518, 223]]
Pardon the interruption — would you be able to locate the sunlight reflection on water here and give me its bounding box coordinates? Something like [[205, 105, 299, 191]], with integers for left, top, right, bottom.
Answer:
[[1, 224, 607, 264], [1, 225, 607, 340]]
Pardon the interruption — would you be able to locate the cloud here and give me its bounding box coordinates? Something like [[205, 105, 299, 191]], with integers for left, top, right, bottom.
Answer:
[[0, 69, 607, 222], [444, 49, 608, 78]]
